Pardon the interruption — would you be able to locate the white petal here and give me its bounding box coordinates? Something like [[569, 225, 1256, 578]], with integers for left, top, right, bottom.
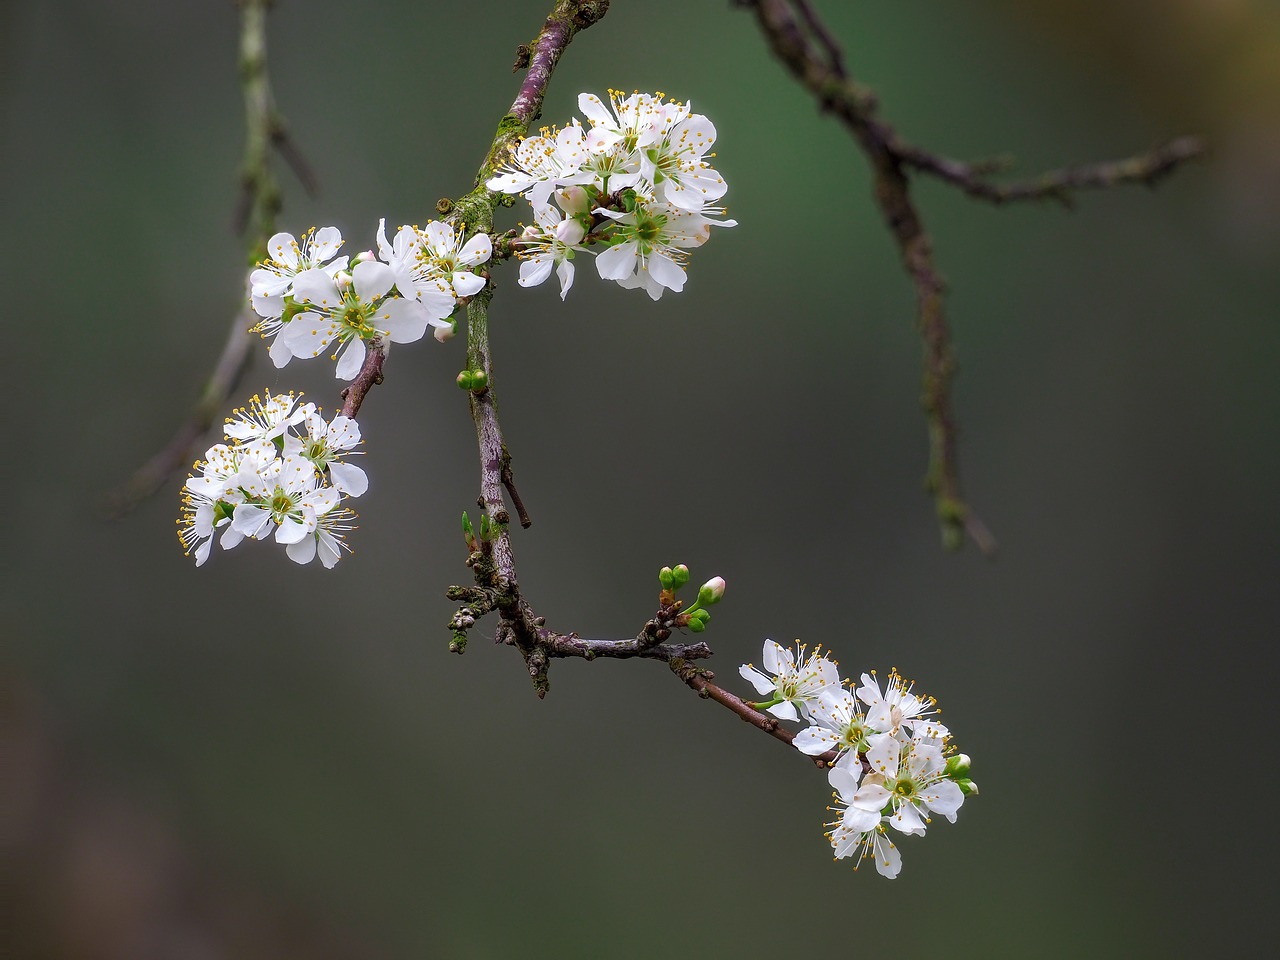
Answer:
[[519, 257, 554, 288], [268, 332, 293, 368], [352, 260, 394, 301], [292, 269, 340, 307], [458, 233, 492, 266], [378, 298, 430, 344], [738, 664, 774, 697], [327, 460, 368, 497], [267, 232, 299, 268], [874, 836, 902, 878], [251, 293, 285, 318], [646, 251, 686, 292], [282, 313, 340, 360], [335, 338, 366, 380], [889, 803, 926, 836], [594, 241, 638, 281], [450, 271, 486, 297], [556, 259, 575, 299], [792, 726, 837, 756], [286, 535, 318, 564], [310, 226, 344, 263]]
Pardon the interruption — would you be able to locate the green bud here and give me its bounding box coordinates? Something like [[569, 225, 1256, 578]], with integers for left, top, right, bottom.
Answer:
[[688, 617, 706, 633], [945, 753, 972, 778], [470, 370, 489, 391], [659, 566, 675, 589], [690, 608, 711, 624], [456, 370, 474, 390], [671, 564, 690, 588], [957, 778, 979, 797], [461, 511, 475, 537]]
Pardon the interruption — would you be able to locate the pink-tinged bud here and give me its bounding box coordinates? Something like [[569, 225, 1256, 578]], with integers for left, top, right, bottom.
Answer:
[[671, 564, 691, 588], [556, 185, 590, 215], [521, 224, 541, 240], [697, 576, 726, 605], [334, 270, 353, 289], [434, 322, 456, 343], [554, 217, 586, 246], [355, 249, 376, 263]]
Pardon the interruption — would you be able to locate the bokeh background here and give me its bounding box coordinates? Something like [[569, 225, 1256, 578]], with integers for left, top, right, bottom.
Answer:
[[5, 1, 1279, 956]]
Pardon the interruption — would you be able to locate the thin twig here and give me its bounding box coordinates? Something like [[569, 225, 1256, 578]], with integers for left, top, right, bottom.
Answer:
[[739, 0, 1201, 552], [900, 135, 1205, 207], [109, 0, 320, 514], [499, 448, 532, 528], [669, 658, 841, 767]]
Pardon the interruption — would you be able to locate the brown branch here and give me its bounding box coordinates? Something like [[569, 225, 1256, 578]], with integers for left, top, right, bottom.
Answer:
[[668, 658, 841, 766], [739, 0, 1201, 553], [339, 344, 386, 419], [499, 447, 532, 528], [900, 135, 1205, 207]]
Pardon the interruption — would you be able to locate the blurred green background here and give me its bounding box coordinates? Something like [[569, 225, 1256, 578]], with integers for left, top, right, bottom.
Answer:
[[5, 0, 1278, 956]]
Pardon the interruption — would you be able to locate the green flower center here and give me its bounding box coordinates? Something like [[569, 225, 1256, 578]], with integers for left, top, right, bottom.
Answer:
[[892, 778, 917, 799], [270, 489, 297, 519]]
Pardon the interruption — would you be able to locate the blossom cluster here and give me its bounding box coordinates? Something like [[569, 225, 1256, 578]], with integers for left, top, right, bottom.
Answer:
[[177, 392, 365, 568], [247, 222, 491, 379], [486, 89, 736, 300], [740, 641, 978, 878]]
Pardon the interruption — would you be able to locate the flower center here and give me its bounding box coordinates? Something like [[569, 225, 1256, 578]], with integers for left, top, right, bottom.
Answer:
[[892, 778, 917, 799], [270, 489, 297, 520], [305, 440, 328, 462]]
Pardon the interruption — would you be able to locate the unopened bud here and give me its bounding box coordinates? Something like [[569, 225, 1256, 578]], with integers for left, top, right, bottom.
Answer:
[[697, 576, 726, 606], [556, 185, 590, 215], [688, 617, 706, 633], [945, 753, 972, 778], [554, 217, 586, 246], [659, 566, 675, 589], [434, 321, 456, 343], [456, 370, 473, 390], [334, 270, 353, 289], [957, 778, 979, 797], [354, 249, 376, 263], [671, 564, 690, 588]]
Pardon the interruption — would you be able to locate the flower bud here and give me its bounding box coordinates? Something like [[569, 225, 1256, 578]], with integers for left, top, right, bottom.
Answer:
[[334, 270, 353, 289], [354, 249, 376, 263], [659, 566, 675, 589], [556, 185, 590, 215], [671, 564, 690, 588], [944, 753, 972, 778], [697, 576, 726, 606], [957, 778, 979, 797], [688, 617, 706, 633], [456, 370, 474, 390], [434, 321, 456, 343], [554, 217, 586, 246]]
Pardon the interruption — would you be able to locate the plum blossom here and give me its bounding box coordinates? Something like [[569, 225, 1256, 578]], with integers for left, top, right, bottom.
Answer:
[[738, 640, 840, 722]]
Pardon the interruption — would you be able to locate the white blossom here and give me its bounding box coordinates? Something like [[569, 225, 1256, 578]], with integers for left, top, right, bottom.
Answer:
[[293, 403, 367, 497], [284, 260, 441, 380], [738, 640, 841, 722], [516, 201, 588, 299]]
